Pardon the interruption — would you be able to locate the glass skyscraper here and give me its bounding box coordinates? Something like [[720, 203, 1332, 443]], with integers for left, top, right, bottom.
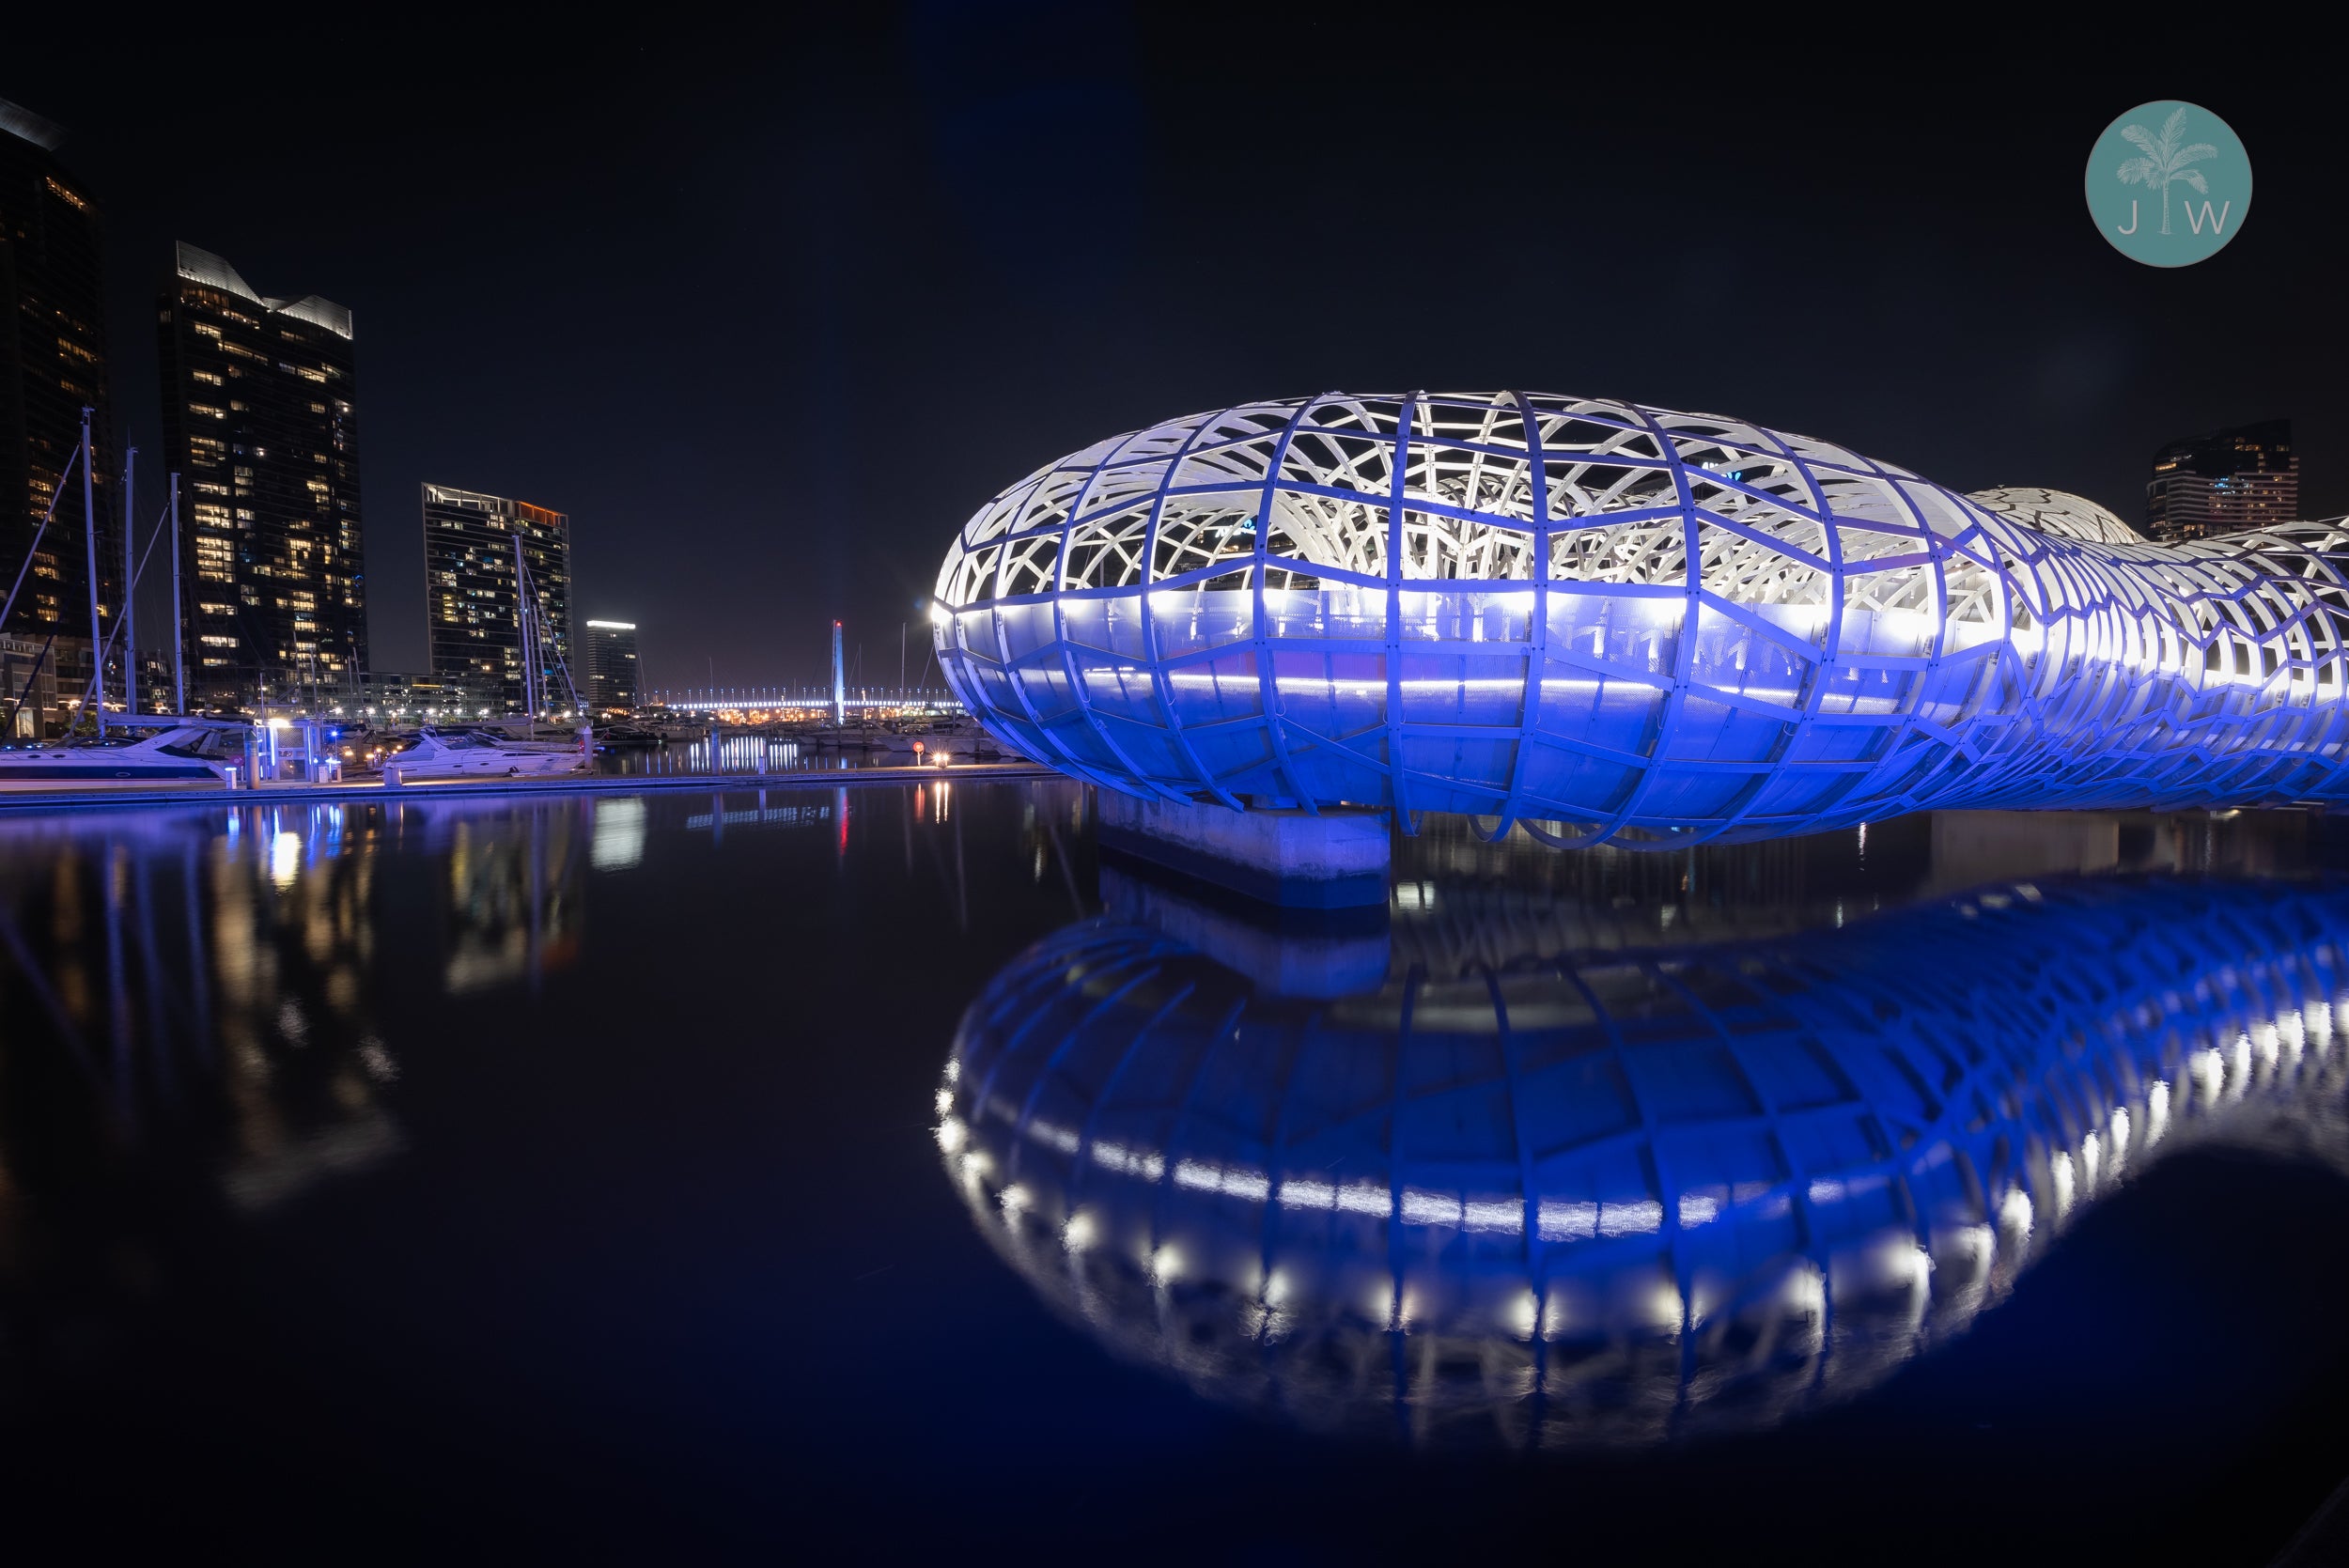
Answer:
[[422, 484, 574, 712], [1, 95, 117, 724], [158, 241, 365, 708], [583, 619, 639, 711]]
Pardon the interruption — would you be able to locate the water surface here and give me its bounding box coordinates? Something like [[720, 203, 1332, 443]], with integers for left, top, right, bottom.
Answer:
[[1, 786, 2345, 1560]]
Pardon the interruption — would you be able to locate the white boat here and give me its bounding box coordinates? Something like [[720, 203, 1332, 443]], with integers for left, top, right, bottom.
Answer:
[[381, 726, 591, 783], [0, 720, 247, 788]]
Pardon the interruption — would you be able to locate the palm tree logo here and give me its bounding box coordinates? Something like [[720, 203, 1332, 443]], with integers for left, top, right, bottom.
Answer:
[[2115, 106, 2217, 236]]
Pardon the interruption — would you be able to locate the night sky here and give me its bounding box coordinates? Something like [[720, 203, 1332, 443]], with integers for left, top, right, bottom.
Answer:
[[9, 10, 2343, 692]]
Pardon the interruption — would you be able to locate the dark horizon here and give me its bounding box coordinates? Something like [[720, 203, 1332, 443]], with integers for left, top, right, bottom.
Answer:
[[8, 10, 2344, 692]]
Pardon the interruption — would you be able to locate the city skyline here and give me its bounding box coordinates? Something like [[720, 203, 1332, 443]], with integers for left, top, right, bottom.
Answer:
[[4, 18, 2345, 697], [8, 16, 2349, 1560]]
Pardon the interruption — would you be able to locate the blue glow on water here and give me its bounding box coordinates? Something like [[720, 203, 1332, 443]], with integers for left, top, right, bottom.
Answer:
[[3, 789, 2348, 1555], [943, 876, 2349, 1447]]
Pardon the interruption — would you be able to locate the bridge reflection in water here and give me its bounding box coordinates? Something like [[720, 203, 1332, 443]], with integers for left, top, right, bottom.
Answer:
[[940, 868, 2349, 1449]]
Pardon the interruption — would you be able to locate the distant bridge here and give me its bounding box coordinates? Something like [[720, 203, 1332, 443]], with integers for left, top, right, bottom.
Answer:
[[646, 687, 964, 715]]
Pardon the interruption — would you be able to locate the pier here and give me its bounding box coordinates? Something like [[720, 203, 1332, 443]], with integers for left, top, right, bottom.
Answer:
[[0, 759, 1056, 814]]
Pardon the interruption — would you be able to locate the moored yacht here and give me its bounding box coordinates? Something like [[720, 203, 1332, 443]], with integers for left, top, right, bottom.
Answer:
[[592, 722, 662, 752], [0, 719, 248, 788], [381, 726, 592, 783]]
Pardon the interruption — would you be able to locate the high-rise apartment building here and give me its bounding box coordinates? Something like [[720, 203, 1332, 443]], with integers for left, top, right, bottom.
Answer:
[[583, 620, 639, 711], [353, 668, 504, 722], [158, 241, 364, 708], [2, 96, 117, 725], [2146, 419, 2298, 542], [422, 484, 574, 711]]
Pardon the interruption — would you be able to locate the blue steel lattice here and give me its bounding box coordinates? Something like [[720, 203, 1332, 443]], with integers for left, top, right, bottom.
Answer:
[[933, 394, 2349, 845]]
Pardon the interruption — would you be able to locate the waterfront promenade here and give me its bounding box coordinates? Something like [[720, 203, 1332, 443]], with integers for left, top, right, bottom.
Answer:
[[0, 759, 1058, 814]]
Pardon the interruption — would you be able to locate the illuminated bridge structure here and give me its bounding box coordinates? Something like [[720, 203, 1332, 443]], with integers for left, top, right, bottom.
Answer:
[[938, 877, 2349, 1448], [932, 393, 2349, 846], [646, 687, 962, 715]]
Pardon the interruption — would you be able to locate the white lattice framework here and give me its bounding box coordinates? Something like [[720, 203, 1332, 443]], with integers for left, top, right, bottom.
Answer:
[[934, 393, 2349, 846]]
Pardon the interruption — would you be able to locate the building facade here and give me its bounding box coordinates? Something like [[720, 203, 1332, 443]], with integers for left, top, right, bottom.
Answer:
[[583, 619, 639, 711], [422, 484, 574, 712], [2145, 418, 2297, 541], [352, 668, 504, 722], [1, 96, 117, 722], [158, 241, 365, 709]]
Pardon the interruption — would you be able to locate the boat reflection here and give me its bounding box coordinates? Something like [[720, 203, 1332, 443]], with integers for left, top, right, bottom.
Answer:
[[0, 798, 585, 1219], [940, 873, 2349, 1449]]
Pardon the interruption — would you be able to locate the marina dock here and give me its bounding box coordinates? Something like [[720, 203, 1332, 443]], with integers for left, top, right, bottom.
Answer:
[[0, 760, 1059, 813]]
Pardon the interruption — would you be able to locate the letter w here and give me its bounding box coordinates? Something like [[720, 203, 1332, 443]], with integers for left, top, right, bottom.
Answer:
[[2186, 199, 2233, 235]]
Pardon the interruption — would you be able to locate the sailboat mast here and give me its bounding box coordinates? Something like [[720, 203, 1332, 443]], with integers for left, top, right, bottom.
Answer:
[[513, 532, 536, 736], [80, 407, 101, 737], [121, 447, 135, 719], [169, 474, 184, 714]]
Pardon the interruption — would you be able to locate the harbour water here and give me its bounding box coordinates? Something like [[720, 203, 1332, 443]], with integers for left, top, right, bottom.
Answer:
[[2, 784, 2347, 1560], [594, 732, 1007, 777]]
